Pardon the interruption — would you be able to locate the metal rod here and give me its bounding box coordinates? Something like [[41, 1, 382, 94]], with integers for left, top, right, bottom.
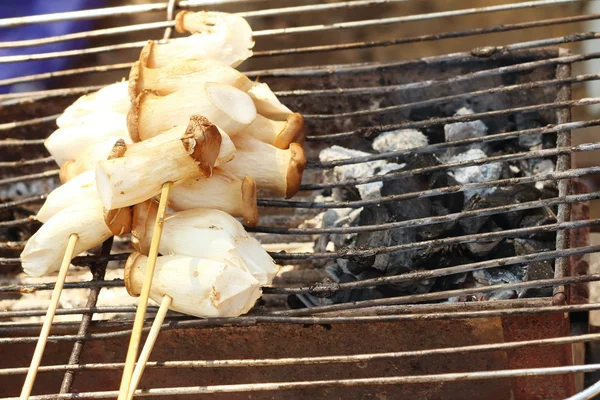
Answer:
[[300, 142, 600, 191], [0, 331, 598, 376], [0, 115, 58, 131], [4, 302, 600, 345], [59, 238, 113, 394], [259, 166, 600, 210], [20, 234, 78, 399], [253, 14, 600, 58], [262, 245, 600, 296], [252, 0, 579, 37], [251, 192, 600, 235], [270, 218, 600, 261], [9, 363, 600, 399], [0, 170, 59, 188]]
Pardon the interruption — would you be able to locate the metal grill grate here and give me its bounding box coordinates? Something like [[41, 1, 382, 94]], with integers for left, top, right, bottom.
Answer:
[[1, 0, 600, 399]]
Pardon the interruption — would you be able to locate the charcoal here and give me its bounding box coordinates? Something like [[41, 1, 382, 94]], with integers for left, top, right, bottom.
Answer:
[[449, 149, 502, 201], [515, 112, 543, 149], [372, 129, 428, 153], [463, 220, 505, 258], [418, 203, 456, 240], [472, 265, 525, 287], [320, 145, 404, 200], [381, 175, 431, 222], [444, 107, 489, 157], [428, 172, 464, 214], [403, 152, 442, 172], [434, 272, 469, 291], [487, 185, 542, 229], [459, 194, 490, 235], [520, 213, 556, 241], [519, 260, 555, 298], [346, 204, 417, 275], [530, 159, 556, 191], [514, 238, 555, 256]]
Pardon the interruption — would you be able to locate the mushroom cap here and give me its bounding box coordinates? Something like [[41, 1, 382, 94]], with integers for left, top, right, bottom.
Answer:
[[285, 142, 307, 199], [241, 176, 259, 227], [131, 199, 159, 254], [273, 113, 306, 149], [104, 207, 133, 236]]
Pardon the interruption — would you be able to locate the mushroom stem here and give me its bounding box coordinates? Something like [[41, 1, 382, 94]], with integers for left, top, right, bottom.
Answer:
[[131, 207, 278, 285], [96, 116, 221, 210], [45, 112, 129, 167], [241, 113, 306, 149], [20, 202, 114, 277], [130, 53, 252, 99], [36, 171, 97, 223], [247, 82, 293, 121], [128, 83, 256, 141], [57, 81, 130, 128], [169, 169, 258, 226], [124, 252, 261, 318], [59, 137, 128, 183], [142, 11, 253, 68], [223, 134, 306, 198]]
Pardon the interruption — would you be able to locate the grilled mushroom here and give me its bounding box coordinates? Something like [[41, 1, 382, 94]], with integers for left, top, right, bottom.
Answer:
[[247, 82, 293, 121], [59, 137, 128, 183], [128, 82, 256, 142], [57, 81, 130, 128], [142, 11, 253, 69], [131, 206, 278, 285], [125, 253, 261, 318], [169, 169, 259, 226], [45, 111, 129, 167], [222, 134, 306, 198], [129, 53, 252, 99], [96, 116, 222, 210], [241, 113, 305, 149], [21, 201, 120, 277]]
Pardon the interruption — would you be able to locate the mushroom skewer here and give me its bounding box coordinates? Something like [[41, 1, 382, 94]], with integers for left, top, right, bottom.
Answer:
[[20, 234, 79, 400], [127, 295, 172, 400], [117, 182, 172, 400]]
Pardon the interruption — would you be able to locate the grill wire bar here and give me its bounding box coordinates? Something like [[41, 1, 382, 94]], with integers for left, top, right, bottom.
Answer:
[[2, 0, 600, 398]]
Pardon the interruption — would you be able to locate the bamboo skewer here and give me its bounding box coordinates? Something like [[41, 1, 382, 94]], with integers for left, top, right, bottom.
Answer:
[[117, 182, 172, 400], [20, 233, 79, 400], [127, 295, 172, 400]]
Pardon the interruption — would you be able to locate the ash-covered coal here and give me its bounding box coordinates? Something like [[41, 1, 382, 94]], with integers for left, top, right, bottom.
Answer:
[[292, 105, 562, 310]]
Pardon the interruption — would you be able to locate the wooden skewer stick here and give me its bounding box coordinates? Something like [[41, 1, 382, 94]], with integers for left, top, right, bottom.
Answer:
[[117, 182, 173, 400], [127, 295, 172, 400], [20, 233, 79, 400]]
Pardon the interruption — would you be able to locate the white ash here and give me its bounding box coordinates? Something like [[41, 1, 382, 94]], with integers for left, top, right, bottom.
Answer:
[[449, 149, 502, 201], [0, 178, 58, 200], [444, 107, 488, 143], [301, 205, 363, 254], [518, 133, 543, 150], [371, 129, 428, 153], [530, 159, 555, 190], [319, 145, 404, 201]]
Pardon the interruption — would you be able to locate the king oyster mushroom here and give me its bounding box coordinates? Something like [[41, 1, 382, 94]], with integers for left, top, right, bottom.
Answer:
[[222, 133, 306, 198], [95, 116, 222, 210], [169, 169, 259, 226], [56, 81, 130, 128], [45, 111, 130, 167], [128, 82, 256, 142], [131, 205, 278, 285], [125, 253, 261, 318]]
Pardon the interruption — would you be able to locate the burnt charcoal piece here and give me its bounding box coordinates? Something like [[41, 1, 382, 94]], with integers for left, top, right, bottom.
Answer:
[[347, 204, 417, 276], [428, 172, 465, 214], [434, 271, 469, 291], [419, 203, 456, 240], [459, 194, 490, 235], [515, 112, 544, 149], [381, 175, 432, 222], [408, 107, 446, 144], [520, 213, 556, 241], [402, 152, 442, 172], [487, 184, 542, 229], [473, 264, 525, 301], [514, 238, 555, 256], [519, 260, 555, 298]]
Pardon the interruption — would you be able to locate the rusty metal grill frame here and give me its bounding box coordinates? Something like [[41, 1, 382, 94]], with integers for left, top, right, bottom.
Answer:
[[1, 0, 600, 398]]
